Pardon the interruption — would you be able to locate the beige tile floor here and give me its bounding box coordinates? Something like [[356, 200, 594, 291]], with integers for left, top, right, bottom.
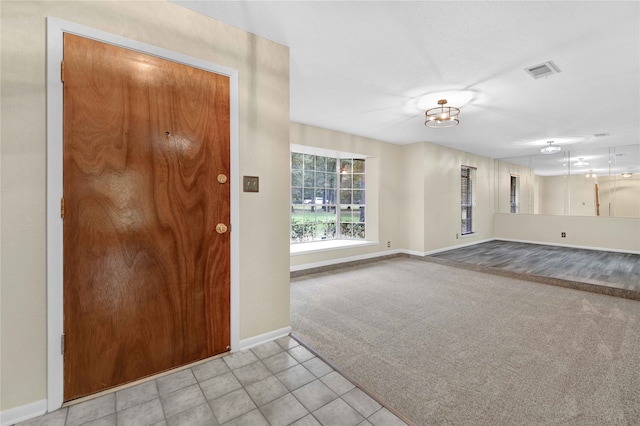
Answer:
[[16, 336, 408, 426]]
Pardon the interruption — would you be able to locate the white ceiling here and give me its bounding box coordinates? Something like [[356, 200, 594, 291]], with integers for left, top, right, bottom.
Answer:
[[173, 0, 639, 171]]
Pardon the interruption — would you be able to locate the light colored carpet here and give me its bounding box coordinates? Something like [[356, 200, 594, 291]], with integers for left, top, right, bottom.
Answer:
[[290, 257, 640, 425]]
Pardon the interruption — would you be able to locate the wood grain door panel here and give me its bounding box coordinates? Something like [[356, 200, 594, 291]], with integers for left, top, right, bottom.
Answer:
[[63, 34, 230, 401]]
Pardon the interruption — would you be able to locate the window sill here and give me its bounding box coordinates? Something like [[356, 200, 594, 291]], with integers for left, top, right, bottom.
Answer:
[[290, 240, 379, 256]]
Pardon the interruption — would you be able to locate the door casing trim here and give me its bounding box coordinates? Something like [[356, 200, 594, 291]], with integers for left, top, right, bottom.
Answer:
[[46, 16, 240, 411]]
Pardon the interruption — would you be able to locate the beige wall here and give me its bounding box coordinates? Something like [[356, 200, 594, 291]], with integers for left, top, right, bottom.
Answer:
[[598, 175, 640, 217], [401, 143, 426, 252], [288, 137, 501, 262], [287, 127, 506, 263], [289, 123, 403, 266], [495, 214, 640, 252], [1, 0, 290, 411], [423, 143, 495, 252], [495, 160, 536, 214], [569, 175, 599, 216], [538, 175, 569, 215], [539, 174, 640, 217]]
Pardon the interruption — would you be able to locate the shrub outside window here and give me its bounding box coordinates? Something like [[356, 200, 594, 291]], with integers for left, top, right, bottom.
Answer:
[[291, 152, 365, 243]]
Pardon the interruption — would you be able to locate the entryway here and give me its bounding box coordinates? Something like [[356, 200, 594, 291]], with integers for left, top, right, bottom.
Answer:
[[61, 32, 231, 401]]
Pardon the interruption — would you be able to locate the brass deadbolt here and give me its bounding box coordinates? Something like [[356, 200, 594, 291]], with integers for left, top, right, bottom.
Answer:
[[216, 223, 228, 234], [217, 174, 228, 184]]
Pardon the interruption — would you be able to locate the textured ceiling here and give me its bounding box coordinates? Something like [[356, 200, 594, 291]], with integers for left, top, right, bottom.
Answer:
[[173, 1, 640, 172]]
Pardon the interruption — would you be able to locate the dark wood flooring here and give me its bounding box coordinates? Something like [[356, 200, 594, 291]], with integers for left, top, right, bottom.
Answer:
[[428, 240, 640, 293]]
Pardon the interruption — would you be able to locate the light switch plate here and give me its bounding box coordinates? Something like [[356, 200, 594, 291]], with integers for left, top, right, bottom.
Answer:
[[243, 176, 259, 192]]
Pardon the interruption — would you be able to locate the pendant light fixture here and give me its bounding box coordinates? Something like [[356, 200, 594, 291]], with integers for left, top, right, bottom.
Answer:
[[574, 158, 589, 167], [425, 99, 460, 128], [541, 141, 561, 154]]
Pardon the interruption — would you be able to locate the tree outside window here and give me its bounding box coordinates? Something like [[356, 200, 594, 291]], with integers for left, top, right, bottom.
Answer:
[[510, 175, 520, 213], [291, 152, 365, 243], [461, 166, 476, 235]]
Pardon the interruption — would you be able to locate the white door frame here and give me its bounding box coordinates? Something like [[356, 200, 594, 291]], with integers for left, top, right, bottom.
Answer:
[[46, 17, 240, 411]]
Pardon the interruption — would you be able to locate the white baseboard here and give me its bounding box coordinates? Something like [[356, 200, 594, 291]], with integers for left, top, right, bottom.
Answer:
[[290, 249, 403, 272], [1, 399, 47, 426], [495, 238, 640, 255], [289, 236, 637, 272], [238, 326, 292, 351], [398, 249, 426, 257], [290, 240, 500, 272]]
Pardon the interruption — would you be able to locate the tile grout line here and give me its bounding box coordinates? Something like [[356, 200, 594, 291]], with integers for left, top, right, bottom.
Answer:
[[224, 341, 320, 425], [254, 339, 365, 426], [232, 352, 273, 424], [254, 349, 308, 426], [31, 336, 399, 426], [290, 333, 416, 426], [278, 341, 327, 426], [151, 378, 168, 426], [280, 349, 336, 426], [255, 343, 324, 426], [192, 367, 212, 425]]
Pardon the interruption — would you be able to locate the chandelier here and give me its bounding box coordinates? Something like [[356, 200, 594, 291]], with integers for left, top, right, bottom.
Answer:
[[574, 158, 589, 167], [425, 99, 460, 128], [541, 141, 561, 154]]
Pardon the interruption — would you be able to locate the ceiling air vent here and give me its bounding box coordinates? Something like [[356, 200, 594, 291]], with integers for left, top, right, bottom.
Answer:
[[524, 60, 561, 79]]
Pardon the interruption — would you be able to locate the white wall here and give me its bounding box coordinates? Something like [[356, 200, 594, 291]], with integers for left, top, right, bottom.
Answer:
[[1, 0, 290, 412]]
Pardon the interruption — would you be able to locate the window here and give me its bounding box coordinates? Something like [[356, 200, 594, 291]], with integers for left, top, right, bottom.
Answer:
[[461, 166, 475, 235], [510, 175, 519, 213], [291, 152, 365, 243]]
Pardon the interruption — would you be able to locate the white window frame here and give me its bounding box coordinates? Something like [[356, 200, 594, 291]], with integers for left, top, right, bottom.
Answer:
[[290, 145, 366, 244]]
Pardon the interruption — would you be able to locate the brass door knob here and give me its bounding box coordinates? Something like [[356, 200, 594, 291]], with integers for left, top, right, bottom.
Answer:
[[217, 174, 228, 184], [216, 223, 228, 234]]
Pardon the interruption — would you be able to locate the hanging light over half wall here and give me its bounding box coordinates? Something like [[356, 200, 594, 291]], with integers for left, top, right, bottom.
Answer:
[[574, 158, 589, 167]]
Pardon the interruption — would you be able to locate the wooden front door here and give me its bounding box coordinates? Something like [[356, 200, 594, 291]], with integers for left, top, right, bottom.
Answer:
[[62, 34, 230, 401]]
